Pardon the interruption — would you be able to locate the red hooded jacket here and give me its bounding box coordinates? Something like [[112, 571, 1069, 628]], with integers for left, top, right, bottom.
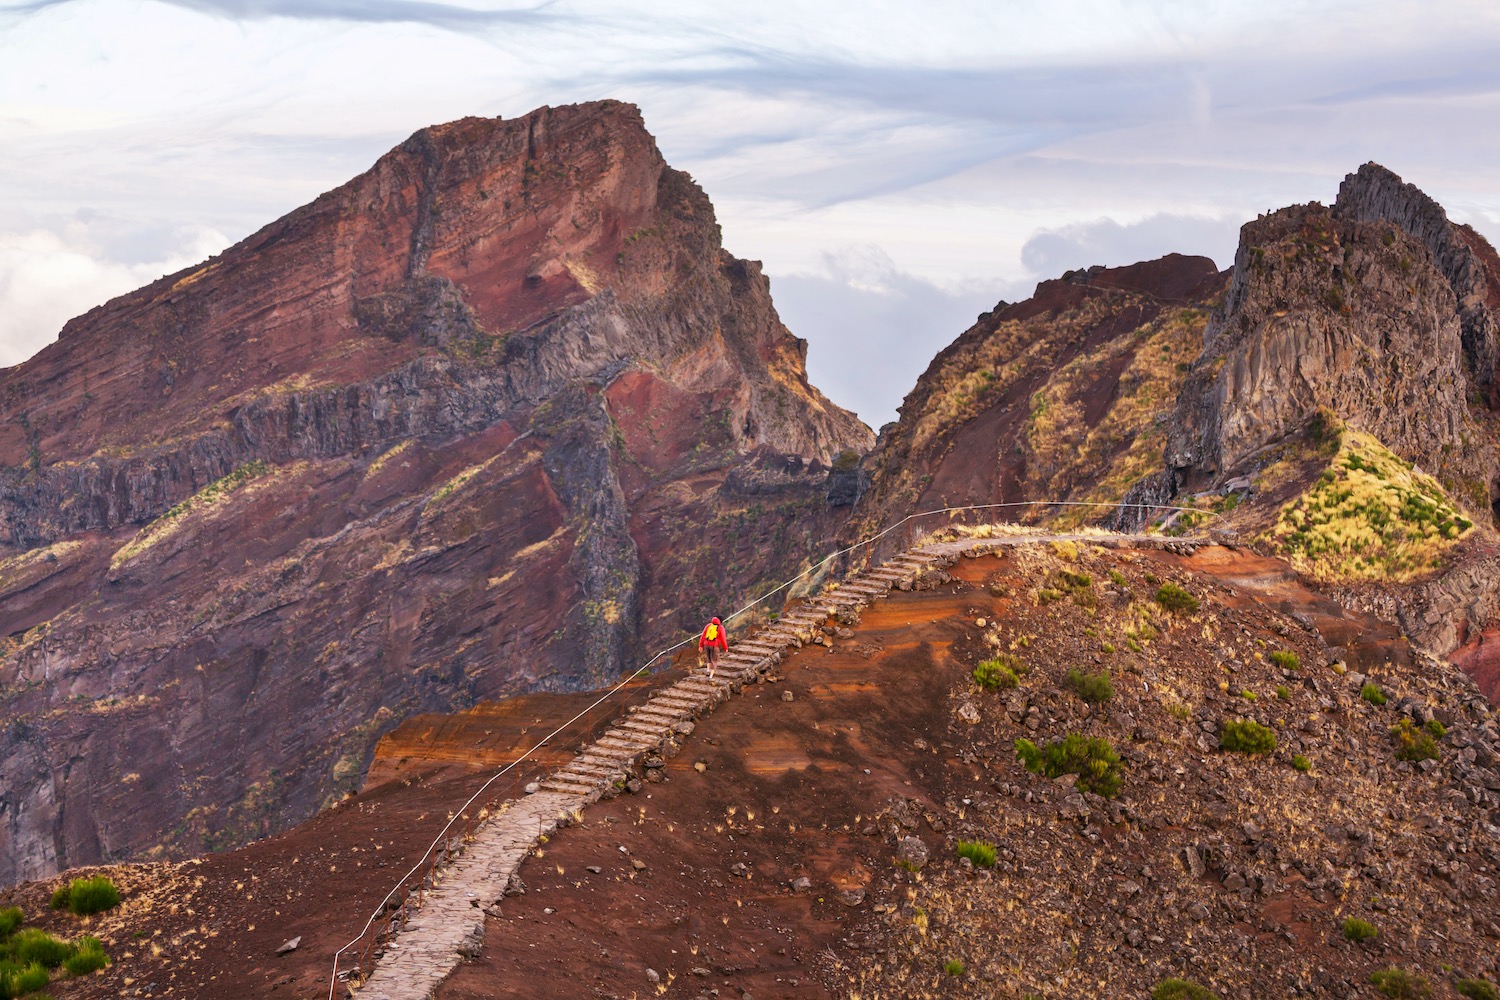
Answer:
[[698, 618, 728, 652]]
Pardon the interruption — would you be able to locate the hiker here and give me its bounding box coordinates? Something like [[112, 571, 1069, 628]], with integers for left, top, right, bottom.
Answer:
[[698, 616, 728, 677]]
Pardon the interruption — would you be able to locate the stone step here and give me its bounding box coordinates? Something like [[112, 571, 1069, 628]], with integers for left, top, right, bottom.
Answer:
[[539, 779, 597, 796], [565, 759, 622, 777], [598, 733, 655, 751], [678, 676, 733, 691], [647, 698, 701, 715], [817, 593, 865, 607], [615, 726, 667, 745], [577, 752, 634, 770], [630, 701, 686, 717], [631, 707, 685, 725]]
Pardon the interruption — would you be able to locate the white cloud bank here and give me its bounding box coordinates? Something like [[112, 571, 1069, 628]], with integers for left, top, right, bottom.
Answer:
[[2, 0, 1499, 425], [0, 223, 227, 367]]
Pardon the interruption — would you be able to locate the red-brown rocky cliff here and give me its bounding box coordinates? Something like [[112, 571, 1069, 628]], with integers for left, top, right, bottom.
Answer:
[[0, 101, 870, 886]]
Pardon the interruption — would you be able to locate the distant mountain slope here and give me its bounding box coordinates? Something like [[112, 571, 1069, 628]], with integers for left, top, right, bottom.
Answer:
[[851, 253, 1227, 537], [0, 101, 870, 885], [847, 164, 1500, 712]]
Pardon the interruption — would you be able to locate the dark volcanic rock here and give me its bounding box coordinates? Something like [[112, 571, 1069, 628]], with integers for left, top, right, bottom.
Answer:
[[1166, 164, 1497, 500], [0, 101, 870, 886]]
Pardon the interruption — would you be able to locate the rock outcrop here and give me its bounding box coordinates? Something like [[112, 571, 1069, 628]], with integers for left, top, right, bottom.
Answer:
[[1166, 165, 1498, 504], [0, 101, 869, 885], [850, 254, 1227, 545]]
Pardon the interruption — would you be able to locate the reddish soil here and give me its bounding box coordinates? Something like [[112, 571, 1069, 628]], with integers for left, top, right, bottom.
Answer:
[[1451, 627, 1500, 704], [10, 543, 1493, 1000], [0, 683, 678, 1000], [436, 583, 970, 1000]]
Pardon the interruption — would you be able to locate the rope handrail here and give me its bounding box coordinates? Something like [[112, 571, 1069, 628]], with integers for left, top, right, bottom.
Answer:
[[326, 498, 1213, 997]]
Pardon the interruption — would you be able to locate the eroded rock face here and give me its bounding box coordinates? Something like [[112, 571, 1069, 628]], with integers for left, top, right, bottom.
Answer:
[[0, 101, 869, 886], [850, 254, 1227, 545], [1166, 164, 1498, 501], [1335, 162, 1500, 402]]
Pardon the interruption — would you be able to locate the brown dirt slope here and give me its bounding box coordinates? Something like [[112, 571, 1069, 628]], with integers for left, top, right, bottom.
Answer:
[[0, 100, 870, 887], [14, 539, 1496, 1000]]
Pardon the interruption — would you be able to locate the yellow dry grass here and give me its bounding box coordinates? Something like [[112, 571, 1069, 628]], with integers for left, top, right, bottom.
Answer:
[[109, 461, 281, 569], [1266, 427, 1475, 582], [1033, 308, 1208, 527]]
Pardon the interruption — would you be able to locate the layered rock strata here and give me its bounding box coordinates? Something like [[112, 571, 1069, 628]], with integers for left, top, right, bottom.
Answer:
[[0, 101, 869, 885]]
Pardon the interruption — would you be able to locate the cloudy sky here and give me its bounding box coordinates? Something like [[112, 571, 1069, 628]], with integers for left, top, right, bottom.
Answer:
[[3, 1, 1499, 427]]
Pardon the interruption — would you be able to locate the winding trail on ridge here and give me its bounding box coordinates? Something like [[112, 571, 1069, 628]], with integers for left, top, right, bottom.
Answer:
[[342, 530, 1182, 999]]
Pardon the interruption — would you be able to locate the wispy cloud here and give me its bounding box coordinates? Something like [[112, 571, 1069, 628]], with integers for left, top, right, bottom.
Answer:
[[2, 0, 1499, 426], [1, 0, 560, 28], [771, 248, 1005, 428]]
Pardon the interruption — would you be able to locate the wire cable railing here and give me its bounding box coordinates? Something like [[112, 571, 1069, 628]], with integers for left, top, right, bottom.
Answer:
[[326, 498, 1213, 997]]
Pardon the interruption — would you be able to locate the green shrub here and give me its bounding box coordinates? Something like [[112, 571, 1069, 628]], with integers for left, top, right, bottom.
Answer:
[[1065, 667, 1113, 704], [1457, 978, 1499, 1000], [46, 887, 68, 912], [974, 654, 1026, 691], [1369, 968, 1433, 999], [1425, 718, 1446, 739], [1292, 754, 1311, 772], [0, 960, 49, 997], [1108, 569, 1129, 587], [55, 876, 120, 916], [1051, 569, 1095, 607], [955, 840, 996, 868], [1152, 978, 1220, 1000], [1342, 917, 1378, 942], [943, 958, 965, 976], [1275, 685, 1290, 700], [1015, 734, 1123, 797], [0, 909, 20, 940], [62, 936, 108, 976], [1392, 717, 1441, 762], [1154, 582, 1199, 613], [1270, 650, 1300, 670], [1219, 718, 1276, 754], [8, 928, 70, 969], [1362, 683, 1388, 706], [1240, 689, 1257, 701]]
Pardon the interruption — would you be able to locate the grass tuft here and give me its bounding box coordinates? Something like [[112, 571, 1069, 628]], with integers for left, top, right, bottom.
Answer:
[[1065, 667, 1113, 704], [1016, 734, 1123, 797], [1392, 717, 1441, 762], [1152, 979, 1220, 1000], [1369, 968, 1433, 999], [1154, 582, 1199, 613], [51, 876, 120, 916], [974, 653, 1027, 691], [1220, 718, 1276, 754], [1457, 978, 1499, 1000], [955, 840, 997, 868]]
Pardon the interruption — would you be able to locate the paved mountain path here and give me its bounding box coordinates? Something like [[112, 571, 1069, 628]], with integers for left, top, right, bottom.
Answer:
[[346, 530, 1186, 998]]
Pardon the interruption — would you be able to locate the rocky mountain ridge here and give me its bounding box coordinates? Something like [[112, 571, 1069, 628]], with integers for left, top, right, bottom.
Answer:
[[0, 101, 869, 886]]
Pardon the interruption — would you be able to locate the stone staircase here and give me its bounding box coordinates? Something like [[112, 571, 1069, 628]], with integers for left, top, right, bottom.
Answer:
[[346, 545, 957, 998], [346, 531, 1184, 997]]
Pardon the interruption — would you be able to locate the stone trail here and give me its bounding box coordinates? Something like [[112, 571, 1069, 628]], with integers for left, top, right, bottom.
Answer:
[[347, 531, 1179, 998]]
